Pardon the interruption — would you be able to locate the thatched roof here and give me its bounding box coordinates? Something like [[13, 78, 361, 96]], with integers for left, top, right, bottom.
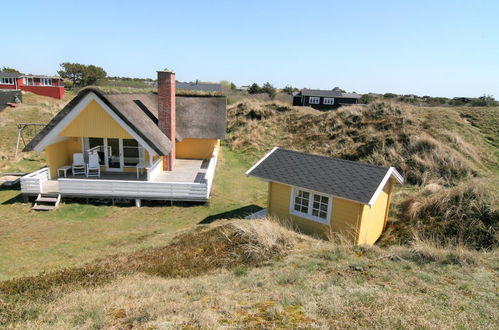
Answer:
[[24, 88, 226, 155]]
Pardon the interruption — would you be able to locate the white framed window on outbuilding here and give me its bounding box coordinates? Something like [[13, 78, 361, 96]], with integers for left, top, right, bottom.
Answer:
[[309, 96, 320, 104], [323, 97, 334, 105], [289, 187, 332, 224]]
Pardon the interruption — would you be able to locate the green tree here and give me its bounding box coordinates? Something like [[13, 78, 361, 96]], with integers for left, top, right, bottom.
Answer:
[[471, 95, 498, 107], [248, 83, 262, 94], [84, 65, 107, 85], [58, 62, 86, 86], [383, 92, 398, 98], [220, 80, 237, 91], [282, 85, 296, 95], [58, 62, 107, 87], [262, 82, 276, 99], [359, 94, 376, 104], [1, 67, 22, 74]]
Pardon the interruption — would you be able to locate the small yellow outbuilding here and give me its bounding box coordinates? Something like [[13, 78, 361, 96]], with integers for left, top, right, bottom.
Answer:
[[246, 147, 404, 245]]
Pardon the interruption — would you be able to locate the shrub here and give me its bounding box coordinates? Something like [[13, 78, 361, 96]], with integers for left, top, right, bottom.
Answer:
[[471, 95, 498, 107], [248, 83, 262, 94], [399, 179, 498, 249], [390, 236, 477, 265], [262, 82, 276, 99], [359, 94, 376, 104], [282, 85, 296, 95]]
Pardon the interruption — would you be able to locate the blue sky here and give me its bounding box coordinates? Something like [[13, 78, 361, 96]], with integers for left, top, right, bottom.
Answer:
[[3, 0, 498, 97]]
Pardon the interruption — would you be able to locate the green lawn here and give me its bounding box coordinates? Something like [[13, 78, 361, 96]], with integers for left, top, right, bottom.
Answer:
[[0, 147, 267, 280]]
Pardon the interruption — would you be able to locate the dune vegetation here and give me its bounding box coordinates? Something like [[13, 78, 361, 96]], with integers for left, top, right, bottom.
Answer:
[[226, 99, 499, 249], [0, 91, 497, 328], [1, 218, 497, 328]]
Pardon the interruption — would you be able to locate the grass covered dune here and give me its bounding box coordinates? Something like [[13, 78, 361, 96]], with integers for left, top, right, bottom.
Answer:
[[1, 219, 497, 328], [227, 99, 499, 250], [0, 92, 497, 328]]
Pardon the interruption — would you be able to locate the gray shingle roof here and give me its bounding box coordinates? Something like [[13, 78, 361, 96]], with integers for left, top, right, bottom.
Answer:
[[176, 82, 222, 92], [301, 89, 362, 99], [0, 72, 21, 78], [246, 148, 402, 205]]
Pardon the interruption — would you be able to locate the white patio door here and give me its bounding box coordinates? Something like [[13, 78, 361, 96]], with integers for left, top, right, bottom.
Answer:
[[105, 138, 123, 172]]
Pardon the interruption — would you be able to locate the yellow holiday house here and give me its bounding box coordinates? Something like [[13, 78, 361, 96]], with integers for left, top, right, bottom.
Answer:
[[21, 70, 226, 210], [246, 147, 404, 245]]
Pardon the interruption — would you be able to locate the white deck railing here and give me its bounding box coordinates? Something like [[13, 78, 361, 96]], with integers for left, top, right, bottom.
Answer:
[[20, 167, 50, 194], [21, 148, 220, 201], [58, 179, 208, 201], [146, 158, 162, 181], [205, 147, 219, 198]]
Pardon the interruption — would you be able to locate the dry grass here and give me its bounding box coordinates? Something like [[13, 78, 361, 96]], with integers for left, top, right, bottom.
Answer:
[[0, 218, 299, 326], [0, 91, 73, 172], [227, 100, 495, 185], [1, 219, 497, 328], [391, 178, 499, 249], [227, 99, 498, 249], [389, 235, 479, 266]]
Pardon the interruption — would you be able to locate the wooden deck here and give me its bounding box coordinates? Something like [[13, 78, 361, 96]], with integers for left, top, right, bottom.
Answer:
[[47, 159, 207, 184], [21, 148, 219, 202]]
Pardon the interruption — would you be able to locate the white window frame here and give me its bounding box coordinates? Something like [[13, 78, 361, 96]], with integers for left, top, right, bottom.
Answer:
[[324, 97, 335, 105], [83, 137, 144, 171], [0, 78, 14, 85], [40, 78, 52, 86], [24, 77, 34, 85], [289, 186, 333, 224], [309, 96, 320, 104]]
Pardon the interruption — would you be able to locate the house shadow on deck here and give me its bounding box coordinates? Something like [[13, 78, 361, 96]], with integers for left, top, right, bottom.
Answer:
[[198, 204, 264, 224]]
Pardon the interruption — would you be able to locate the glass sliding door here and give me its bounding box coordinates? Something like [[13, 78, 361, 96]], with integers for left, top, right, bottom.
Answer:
[[106, 138, 122, 171], [88, 138, 105, 166], [122, 139, 141, 167], [83, 138, 142, 172]]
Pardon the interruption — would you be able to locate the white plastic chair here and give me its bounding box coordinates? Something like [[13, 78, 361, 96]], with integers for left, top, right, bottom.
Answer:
[[72, 153, 86, 176], [86, 153, 101, 177]]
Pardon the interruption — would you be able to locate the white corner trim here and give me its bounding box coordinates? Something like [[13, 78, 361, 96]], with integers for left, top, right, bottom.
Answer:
[[390, 167, 404, 184], [245, 146, 279, 175], [33, 92, 157, 156], [367, 167, 404, 207]]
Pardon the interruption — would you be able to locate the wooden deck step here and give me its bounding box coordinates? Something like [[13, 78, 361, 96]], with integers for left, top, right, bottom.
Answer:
[[32, 204, 56, 211], [35, 197, 59, 203], [32, 193, 61, 211]]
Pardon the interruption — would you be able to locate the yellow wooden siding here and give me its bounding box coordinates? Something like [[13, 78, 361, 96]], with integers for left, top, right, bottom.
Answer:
[[45, 140, 70, 178], [45, 137, 84, 178], [330, 198, 362, 243], [357, 180, 392, 245], [267, 182, 330, 239], [176, 139, 219, 159], [267, 181, 363, 242], [66, 137, 82, 156], [59, 99, 132, 139]]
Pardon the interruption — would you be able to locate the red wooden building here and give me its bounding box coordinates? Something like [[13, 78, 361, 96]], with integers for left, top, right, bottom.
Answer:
[[0, 72, 65, 99]]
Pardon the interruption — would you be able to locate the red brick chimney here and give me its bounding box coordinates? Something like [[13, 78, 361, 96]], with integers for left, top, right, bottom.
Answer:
[[157, 70, 176, 171]]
